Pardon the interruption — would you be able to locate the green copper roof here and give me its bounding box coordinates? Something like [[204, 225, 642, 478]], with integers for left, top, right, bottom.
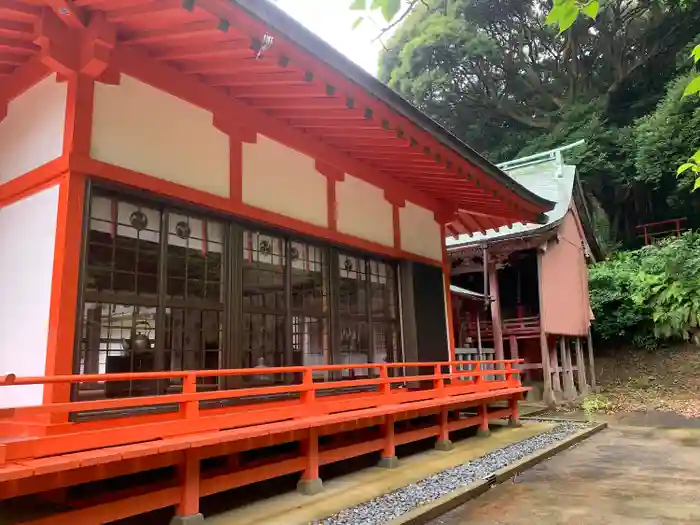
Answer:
[[446, 141, 584, 249]]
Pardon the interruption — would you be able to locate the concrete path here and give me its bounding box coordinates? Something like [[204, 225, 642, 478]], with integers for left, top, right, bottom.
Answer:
[[429, 425, 700, 525]]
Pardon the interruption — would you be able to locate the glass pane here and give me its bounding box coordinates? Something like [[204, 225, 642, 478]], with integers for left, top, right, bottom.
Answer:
[[293, 316, 329, 370], [76, 302, 158, 400], [338, 253, 367, 316], [86, 195, 161, 296], [291, 242, 328, 314], [165, 308, 222, 388], [167, 212, 224, 303], [369, 260, 397, 319], [338, 319, 369, 377], [243, 312, 286, 381], [242, 231, 286, 313]]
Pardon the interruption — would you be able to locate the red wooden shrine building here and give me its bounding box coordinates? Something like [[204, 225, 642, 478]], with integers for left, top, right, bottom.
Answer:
[[447, 143, 601, 406], [0, 1, 553, 523]]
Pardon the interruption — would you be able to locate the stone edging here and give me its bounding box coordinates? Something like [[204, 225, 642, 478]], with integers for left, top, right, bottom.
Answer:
[[387, 422, 608, 525]]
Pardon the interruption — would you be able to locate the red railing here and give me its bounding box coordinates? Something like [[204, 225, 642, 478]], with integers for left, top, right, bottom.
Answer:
[[0, 361, 526, 525], [0, 361, 523, 462], [462, 316, 541, 339], [636, 218, 687, 245]]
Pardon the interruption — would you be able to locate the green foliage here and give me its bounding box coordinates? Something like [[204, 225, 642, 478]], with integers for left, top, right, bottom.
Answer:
[[589, 232, 700, 347], [349, 0, 403, 29], [546, 0, 600, 32], [374, 0, 700, 245], [589, 250, 655, 344], [582, 393, 612, 415]]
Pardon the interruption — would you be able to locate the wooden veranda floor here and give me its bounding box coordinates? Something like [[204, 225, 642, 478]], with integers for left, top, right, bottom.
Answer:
[[0, 361, 527, 524]]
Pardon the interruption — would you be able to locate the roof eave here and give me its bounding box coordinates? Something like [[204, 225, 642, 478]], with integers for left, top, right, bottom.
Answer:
[[231, 0, 554, 214]]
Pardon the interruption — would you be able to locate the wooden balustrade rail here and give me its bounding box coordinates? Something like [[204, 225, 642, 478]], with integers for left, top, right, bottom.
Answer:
[[0, 360, 527, 525], [0, 360, 522, 421]]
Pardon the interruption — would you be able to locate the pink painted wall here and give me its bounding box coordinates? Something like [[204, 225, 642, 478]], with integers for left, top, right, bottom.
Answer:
[[539, 209, 591, 336]]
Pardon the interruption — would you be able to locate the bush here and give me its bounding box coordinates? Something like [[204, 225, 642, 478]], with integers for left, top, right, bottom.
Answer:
[[589, 232, 700, 347]]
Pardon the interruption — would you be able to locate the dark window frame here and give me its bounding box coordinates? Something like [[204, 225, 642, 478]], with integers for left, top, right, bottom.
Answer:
[[74, 182, 403, 399]]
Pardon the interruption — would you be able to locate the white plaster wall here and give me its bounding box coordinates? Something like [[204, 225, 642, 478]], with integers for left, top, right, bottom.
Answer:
[[91, 75, 230, 197], [400, 202, 443, 261], [0, 186, 59, 408], [242, 135, 328, 227], [0, 75, 66, 183], [336, 175, 393, 246]]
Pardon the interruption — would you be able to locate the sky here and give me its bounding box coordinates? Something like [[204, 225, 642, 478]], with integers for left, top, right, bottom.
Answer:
[[273, 0, 390, 76]]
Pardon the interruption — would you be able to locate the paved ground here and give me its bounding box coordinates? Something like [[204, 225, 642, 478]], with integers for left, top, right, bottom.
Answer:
[[429, 424, 700, 525], [203, 422, 554, 525]]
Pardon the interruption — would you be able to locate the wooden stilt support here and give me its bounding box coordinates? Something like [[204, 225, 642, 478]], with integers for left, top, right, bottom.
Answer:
[[549, 339, 562, 395], [560, 337, 576, 400], [574, 338, 589, 395], [170, 450, 203, 525], [508, 396, 521, 427], [488, 264, 505, 361], [540, 330, 555, 407], [587, 329, 597, 391], [435, 407, 453, 451], [379, 414, 399, 467], [297, 428, 323, 495]]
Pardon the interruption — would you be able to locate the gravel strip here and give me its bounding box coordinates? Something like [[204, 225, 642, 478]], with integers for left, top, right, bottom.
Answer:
[[316, 422, 587, 525]]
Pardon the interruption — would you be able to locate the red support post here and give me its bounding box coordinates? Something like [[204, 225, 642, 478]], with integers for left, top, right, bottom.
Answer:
[[477, 402, 490, 438], [378, 414, 399, 468], [297, 427, 323, 495], [173, 450, 201, 523]]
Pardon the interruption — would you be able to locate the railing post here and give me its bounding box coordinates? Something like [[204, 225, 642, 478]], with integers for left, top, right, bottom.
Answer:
[[378, 414, 398, 468], [434, 364, 445, 395], [182, 374, 199, 420], [473, 362, 482, 390], [379, 365, 391, 398], [300, 368, 315, 407], [505, 361, 514, 387]]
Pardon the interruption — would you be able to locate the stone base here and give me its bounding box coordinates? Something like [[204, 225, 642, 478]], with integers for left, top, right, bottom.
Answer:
[[476, 428, 491, 438], [170, 514, 204, 525], [434, 439, 453, 451], [508, 418, 522, 428], [377, 456, 399, 469], [297, 477, 324, 495]]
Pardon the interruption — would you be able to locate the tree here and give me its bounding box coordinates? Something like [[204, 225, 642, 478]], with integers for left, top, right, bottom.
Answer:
[[334, 0, 700, 243]]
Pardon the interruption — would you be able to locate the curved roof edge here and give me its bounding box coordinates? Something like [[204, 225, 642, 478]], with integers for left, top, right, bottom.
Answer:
[[231, 0, 553, 212]]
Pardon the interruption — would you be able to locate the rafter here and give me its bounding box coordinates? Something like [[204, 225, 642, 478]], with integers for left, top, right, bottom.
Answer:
[[0, 1, 41, 22], [124, 20, 227, 46], [149, 38, 252, 61]]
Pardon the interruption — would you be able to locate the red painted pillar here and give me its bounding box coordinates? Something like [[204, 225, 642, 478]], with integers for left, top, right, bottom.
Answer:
[[297, 427, 323, 495], [435, 407, 453, 451], [379, 414, 399, 468], [174, 450, 201, 522], [488, 264, 504, 361], [477, 402, 491, 437]]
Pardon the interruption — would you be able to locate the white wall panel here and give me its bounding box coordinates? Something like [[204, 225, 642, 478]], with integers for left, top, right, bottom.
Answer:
[[0, 186, 59, 407]]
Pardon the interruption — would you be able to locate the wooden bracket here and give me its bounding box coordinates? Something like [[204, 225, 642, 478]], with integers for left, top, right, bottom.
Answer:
[[212, 114, 257, 143], [314, 160, 345, 182], [33, 7, 118, 81], [34, 7, 80, 76], [433, 204, 456, 224], [384, 189, 406, 208], [80, 11, 116, 79]]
